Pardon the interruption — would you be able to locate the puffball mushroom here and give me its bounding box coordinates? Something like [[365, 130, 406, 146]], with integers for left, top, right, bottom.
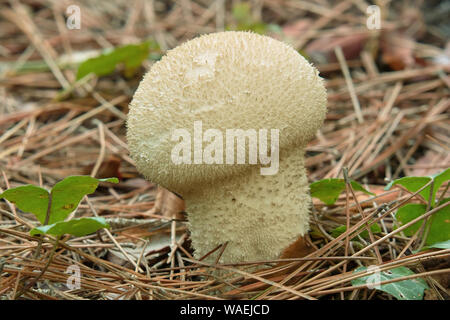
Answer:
[[127, 31, 327, 265]]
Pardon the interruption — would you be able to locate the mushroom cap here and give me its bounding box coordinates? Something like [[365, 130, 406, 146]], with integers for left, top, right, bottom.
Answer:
[[127, 31, 327, 193]]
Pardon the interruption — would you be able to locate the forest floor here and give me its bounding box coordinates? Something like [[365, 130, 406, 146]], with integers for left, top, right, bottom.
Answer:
[[0, 0, 449, 300]]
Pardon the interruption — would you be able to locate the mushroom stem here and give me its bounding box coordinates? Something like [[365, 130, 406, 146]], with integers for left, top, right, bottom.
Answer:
[[185, 147, 310, 264]]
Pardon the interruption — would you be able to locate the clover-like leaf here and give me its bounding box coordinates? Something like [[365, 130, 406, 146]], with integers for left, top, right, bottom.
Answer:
[[310, 178, 374, 205], [48, 176, 118, 224], [0, 176, 118, 225], [0, 185, 49, 224], [30, 217, 109, 237]]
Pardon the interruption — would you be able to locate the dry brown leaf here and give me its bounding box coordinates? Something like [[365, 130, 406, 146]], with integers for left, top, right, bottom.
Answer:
[[279, 236, 315, 261], [82, 155, 122, 179], [380, 32, 424, 70], [153, 186, 186, 220]]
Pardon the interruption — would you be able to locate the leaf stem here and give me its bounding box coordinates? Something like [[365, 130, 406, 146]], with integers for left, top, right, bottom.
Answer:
[[43, 192, 52, 225], [33, 193, 52, 259]]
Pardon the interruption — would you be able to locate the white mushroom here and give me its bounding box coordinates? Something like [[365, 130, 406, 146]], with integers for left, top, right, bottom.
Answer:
[[127, 31, 327, 264]]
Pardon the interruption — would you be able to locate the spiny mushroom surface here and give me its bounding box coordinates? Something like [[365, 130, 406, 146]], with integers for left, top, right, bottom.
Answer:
[[127, 31, 327, 264]]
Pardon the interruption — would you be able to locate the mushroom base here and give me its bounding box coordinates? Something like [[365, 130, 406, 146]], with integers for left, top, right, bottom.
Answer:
[[184, 147, 311, 265]]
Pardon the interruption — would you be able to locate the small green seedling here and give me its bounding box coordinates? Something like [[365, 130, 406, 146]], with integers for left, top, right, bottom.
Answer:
[[311, 177, 430, 300], [310, 178, 379, 241], [310, 178, 374, 206], [0, 175, 118, 237], [385, 167, 450, 248], [76, 40, 161, 80]]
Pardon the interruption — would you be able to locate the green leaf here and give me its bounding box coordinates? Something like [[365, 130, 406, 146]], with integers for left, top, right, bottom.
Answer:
[[0, 176, 118, 225], [395, 203, 427, 236], [395, 201, 450, 245], [426, 199, 450, 245], [0, 185, 49, 224], [30, 217, 109, 237], [385, 168, 450, 206], [76, 41, 157, 80], [431, 168, 450, 205], [422, 239, 450, 250], [385, 176, 432, 202], [352, 266, 428, 300], [332, 223, 382, 240], [49, 176, 118, 224], [310, 178, 374, 205]]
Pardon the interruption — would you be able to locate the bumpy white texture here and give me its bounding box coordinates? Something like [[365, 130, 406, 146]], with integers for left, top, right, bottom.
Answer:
[[127, 31, 327, 194], [185, 147, 310, 263], [127, 31, 327, 264]]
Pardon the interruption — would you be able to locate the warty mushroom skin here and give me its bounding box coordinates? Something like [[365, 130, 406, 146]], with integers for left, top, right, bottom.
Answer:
[[127, 31, 327, 264]]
